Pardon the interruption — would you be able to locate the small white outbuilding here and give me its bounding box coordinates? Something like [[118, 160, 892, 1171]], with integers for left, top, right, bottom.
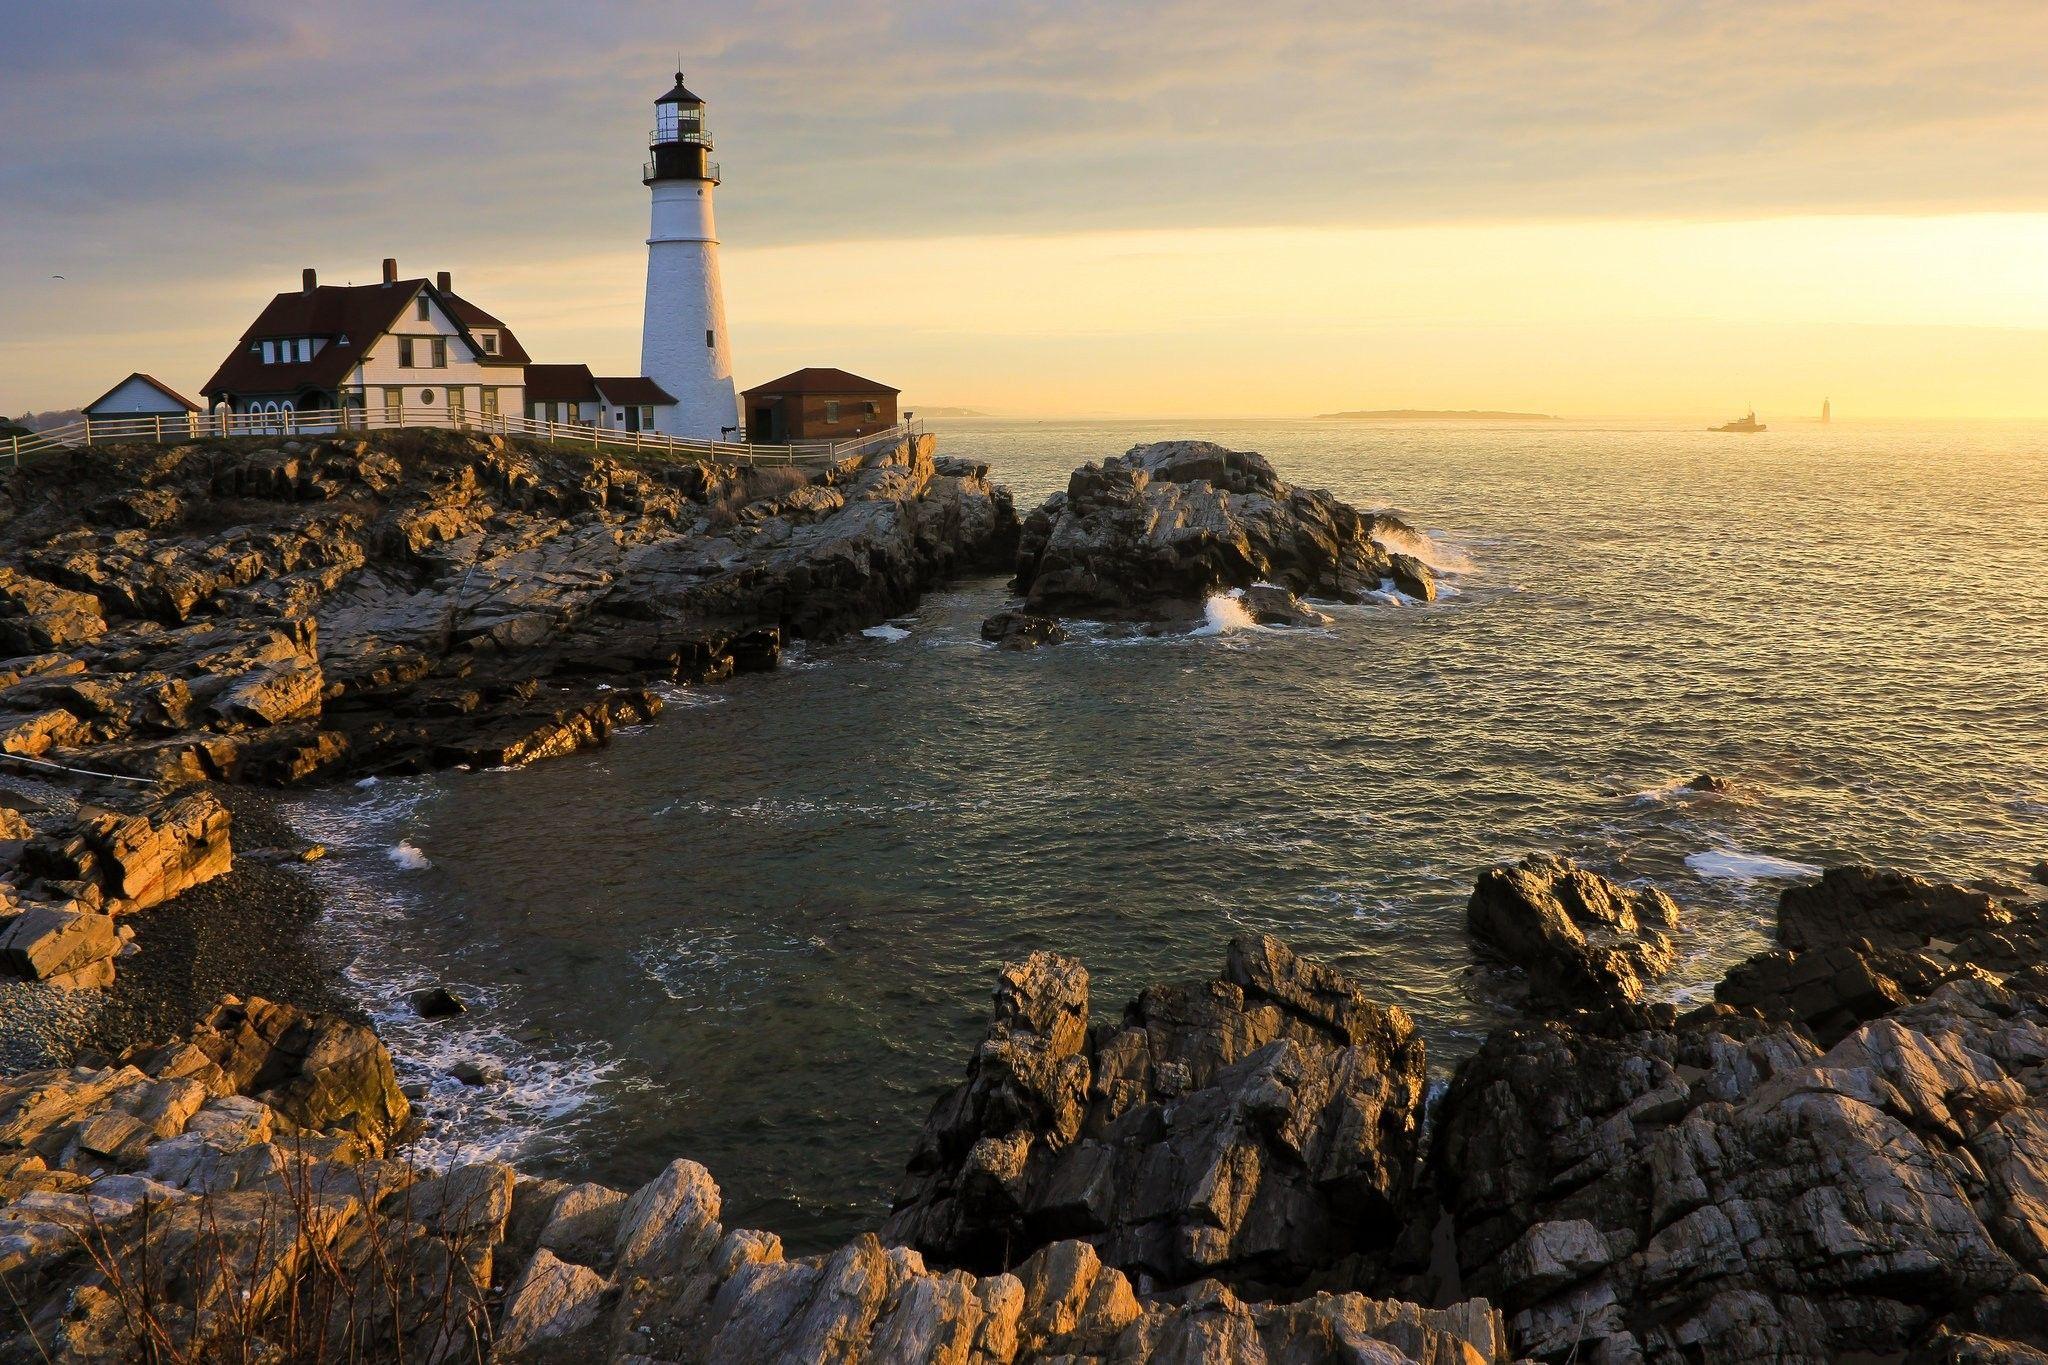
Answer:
[[82, 373, 203, 439]]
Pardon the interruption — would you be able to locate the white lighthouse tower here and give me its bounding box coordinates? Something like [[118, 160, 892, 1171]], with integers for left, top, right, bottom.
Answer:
[[640, 72, 739, 440]]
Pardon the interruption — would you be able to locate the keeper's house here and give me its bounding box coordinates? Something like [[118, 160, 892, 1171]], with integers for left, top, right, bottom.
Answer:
[[200, 259, 531, 428], [741, 368, 898, 442], [82, 373, 203, 438]]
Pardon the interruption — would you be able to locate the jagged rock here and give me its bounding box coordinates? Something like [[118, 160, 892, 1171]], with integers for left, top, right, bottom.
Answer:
[[1388, 553, 1436, 602], [0, 907, 119, 988], [0, 567, 106, 652], [1430, 956, 2048, 1362], [500, 1247, 610, 1358], [1241, 583, 1334, 627], [21, 788, 232, 913], [886, 935, 1429, 1292], [1012, 441, 1435, 615], [982, 609, 1071, 650], [1689, 772, 1734, 793], [1778, 865, 2021, 953], [1466, 853, 1683, 1009], [128, 995, 410, 1150], [1713, 867, 2048, 1045]]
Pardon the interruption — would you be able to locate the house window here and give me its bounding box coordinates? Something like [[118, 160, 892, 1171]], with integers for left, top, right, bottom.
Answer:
[[416, 296, 430, 321], [545, 402, 560, 423], [825, 401, 841, 422], [864, 401, 878, 418], [384, 388, 402, 422], [431, 338, 447, 368], [261, 341, 276, 364], [398, 337, 415, 368], [480, 387, 499, 417], [641, 406, 654, 426], [478, 332, 498, 355]]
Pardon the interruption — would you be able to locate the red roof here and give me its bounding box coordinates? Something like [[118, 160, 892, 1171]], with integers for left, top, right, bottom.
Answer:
[[201, 278, 530, 400], [741, 367, 899, 398], [523, 364, 599, 403], [83, 372, 202, 413], [594, 376, 676, 406]]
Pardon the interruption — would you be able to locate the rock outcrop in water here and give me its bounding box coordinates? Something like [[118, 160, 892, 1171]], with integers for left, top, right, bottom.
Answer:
[[883, 936, 1430, 1295], [1004, 441, 1437, 621], [0, 431, 1016, 786], [1429, 859, 2048, 1361], [1466, 853, 1684, 1011]]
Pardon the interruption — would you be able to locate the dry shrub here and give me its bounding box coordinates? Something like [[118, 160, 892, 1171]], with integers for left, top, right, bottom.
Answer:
[[702, 464, 815, 533], [6, 1139, 505, 1364]]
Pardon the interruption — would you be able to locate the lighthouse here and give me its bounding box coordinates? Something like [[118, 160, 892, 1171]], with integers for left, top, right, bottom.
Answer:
[[639, 72, 739, 440]]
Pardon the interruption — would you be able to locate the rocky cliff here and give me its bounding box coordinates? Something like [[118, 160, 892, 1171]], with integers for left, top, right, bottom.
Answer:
[[0, 429, 1016, 787]]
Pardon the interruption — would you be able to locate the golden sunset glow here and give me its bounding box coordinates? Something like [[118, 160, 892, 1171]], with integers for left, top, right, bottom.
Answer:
[[6, 2, 2048, 419]]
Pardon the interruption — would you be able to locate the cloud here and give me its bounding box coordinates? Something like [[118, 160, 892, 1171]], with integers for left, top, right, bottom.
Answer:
[[3, 0, 2046, 408]]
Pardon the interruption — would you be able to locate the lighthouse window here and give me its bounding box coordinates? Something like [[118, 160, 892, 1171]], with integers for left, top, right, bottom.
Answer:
[[706, 329, 715, 349]]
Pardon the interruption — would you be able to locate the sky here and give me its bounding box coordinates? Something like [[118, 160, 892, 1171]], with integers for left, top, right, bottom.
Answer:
[[3, 0, 2048, 419]]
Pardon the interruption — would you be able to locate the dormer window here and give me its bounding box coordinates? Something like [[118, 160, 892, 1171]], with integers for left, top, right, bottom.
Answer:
[[261, 341, 276, 363], [477, 332, 498, 355]]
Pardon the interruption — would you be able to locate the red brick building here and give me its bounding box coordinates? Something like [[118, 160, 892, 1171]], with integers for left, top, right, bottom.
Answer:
[[740, 368, 898, 442]]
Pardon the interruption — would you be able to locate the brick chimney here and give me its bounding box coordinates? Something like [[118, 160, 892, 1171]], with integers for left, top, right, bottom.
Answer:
[[302, 267, 317, 293], [436, 270, 451, 293], [381, 257, 398, 286]]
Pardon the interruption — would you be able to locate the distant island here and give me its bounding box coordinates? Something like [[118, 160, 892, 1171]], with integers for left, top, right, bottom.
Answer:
[[1316, 408, 1559, 421], [913, 406, 992, 419]]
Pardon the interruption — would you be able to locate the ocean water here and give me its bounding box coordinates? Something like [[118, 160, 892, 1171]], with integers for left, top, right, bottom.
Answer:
[[283, 416, 2048, 1251]]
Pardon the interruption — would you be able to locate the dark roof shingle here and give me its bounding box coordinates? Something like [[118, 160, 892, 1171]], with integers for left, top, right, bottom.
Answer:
[[740, 367, 898, 398], [202, 279, 529, 399], [522, 364, 600, 403], [593, 376, 677, 406]]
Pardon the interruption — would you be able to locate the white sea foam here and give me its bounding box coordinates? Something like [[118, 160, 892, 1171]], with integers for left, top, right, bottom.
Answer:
[[388, 840, 431, 871], [280, 785, 616, 1171], [1190, 593, 1259, 635], [354, 776, 380, 788], [1362, 578, 1422, 607], [862, 624, 912, 642], [1370, 522, 1479, 575], [1685, 848, 1821, 882]]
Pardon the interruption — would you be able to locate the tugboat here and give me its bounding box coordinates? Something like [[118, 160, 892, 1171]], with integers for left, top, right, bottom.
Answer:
[[1711, 409, 1766, 432]]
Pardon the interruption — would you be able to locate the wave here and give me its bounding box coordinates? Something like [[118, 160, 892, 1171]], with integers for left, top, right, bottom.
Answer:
[[1685, 848, 1821, 882], [1370, 521, 1479, 575], [861, 624, 912, 643], [388, 840, 431, 871], [281, 784, 617, 1170], [1190, 593, 1260, 636]]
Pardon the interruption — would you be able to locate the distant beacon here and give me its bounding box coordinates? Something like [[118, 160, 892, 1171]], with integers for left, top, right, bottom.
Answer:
[[640, 72, 739, 440]]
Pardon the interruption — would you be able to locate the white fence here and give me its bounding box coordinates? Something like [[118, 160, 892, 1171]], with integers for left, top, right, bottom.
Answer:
[[3, 406, 921, 470]]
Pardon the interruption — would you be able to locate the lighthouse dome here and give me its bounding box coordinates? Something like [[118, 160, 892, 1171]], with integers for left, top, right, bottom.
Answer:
[[656, 72, 703, 108]]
